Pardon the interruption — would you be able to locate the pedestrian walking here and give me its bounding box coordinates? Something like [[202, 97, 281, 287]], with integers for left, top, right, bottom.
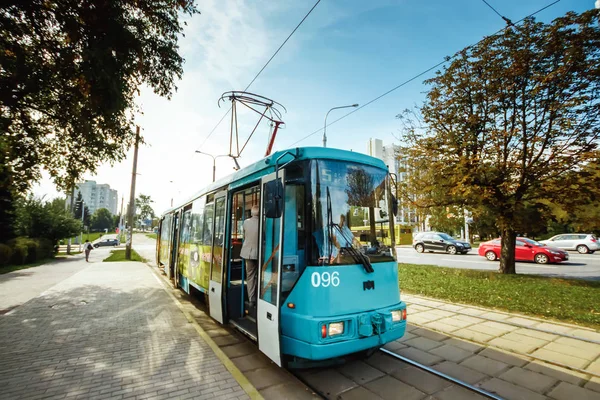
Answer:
[[84, 239, 93, 262], [240, 205, 260, 306]]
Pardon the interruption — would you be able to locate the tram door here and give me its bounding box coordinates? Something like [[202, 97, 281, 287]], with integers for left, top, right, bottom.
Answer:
[[258, 172, 284, 366], [208, 191, 227, 324]]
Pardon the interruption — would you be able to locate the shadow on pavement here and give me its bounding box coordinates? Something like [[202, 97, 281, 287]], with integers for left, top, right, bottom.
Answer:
[[0, 284, 233, 399]]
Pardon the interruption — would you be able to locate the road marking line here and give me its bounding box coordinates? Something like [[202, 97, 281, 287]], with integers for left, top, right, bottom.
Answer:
[[439, 258, 491, 264]]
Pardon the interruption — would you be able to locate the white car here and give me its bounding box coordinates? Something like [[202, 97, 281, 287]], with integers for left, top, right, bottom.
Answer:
[[540, 234, 598, 254]]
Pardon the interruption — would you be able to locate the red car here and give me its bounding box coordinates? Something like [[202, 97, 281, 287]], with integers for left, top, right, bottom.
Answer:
[[478, 237, 569, 264]]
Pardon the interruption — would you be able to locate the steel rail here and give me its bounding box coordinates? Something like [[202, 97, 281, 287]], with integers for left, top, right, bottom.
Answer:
[[380, 349, 504, 400], [407, 299, 600, 345]]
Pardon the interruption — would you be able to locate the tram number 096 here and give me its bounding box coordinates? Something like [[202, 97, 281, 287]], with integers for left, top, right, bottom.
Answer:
[[311, 271, 340, 287]]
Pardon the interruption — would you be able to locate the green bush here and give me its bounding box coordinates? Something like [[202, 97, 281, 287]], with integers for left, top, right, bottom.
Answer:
[[35, 238, 53, 259], [0, 244, 12, 267], [9, 241, 28, 265], [4, 238, 54, 266]]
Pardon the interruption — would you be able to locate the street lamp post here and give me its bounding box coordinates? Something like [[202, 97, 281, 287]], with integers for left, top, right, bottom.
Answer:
[[194, 151, 230, 182], [323, 104, 359, 148]]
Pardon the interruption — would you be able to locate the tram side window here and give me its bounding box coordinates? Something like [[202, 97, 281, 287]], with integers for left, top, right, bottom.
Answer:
[[281, 184, 305, 303], [159, 215, 172, 266], [202, 203, 214, 246], [177, 209, 192, 276], [211, 197, 226, 283], [188, 198, 205, 285], [261, 181, 281, 306]]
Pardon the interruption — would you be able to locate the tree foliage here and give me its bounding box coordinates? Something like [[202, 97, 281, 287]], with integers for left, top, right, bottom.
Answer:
[[400, 11, 600, 273], [0, 0, 199, 192], [135, 194, 155, 228], [91, 208, 114, 231], [14, 196, 81, 244]]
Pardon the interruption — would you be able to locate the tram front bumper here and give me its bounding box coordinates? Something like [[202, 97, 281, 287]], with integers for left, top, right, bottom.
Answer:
[[281, 302, 408, 361]]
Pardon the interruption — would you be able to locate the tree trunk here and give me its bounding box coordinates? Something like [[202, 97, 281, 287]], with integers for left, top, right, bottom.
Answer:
[[499, 228, 517, 274]]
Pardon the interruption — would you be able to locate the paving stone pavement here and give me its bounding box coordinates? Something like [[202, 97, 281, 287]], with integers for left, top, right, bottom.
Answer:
[[400, 294, 600, 399], [0, 260, 251, 400]]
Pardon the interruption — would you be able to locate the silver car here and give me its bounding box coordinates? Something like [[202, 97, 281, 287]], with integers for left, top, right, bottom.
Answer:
[[540, 234, 598, 254]]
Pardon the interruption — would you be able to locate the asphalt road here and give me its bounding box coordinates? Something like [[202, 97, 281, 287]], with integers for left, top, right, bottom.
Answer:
[[396, 246, 600, 280], [133, 234, 600, 280]]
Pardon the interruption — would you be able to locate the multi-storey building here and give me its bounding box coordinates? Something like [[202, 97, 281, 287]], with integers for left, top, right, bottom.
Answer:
[[366, 138, 427, 232], [70, 180, 118, 215]]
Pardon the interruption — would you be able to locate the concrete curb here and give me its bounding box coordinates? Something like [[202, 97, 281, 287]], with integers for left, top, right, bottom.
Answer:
[[405, 293, 597, 331]]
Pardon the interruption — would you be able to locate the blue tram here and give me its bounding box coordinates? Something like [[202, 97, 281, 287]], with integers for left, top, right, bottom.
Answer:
[[156, 147, 407, 366]]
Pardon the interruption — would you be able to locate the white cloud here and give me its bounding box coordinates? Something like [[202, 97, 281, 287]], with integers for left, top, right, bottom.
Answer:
[[596, 0, 600, 9]]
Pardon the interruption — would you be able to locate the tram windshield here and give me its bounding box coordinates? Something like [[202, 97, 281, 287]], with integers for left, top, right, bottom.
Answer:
[[310, 160, 395, 267]]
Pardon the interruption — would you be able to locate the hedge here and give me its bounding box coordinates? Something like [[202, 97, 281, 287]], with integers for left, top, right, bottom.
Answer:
[[0, 238, 54, 267]]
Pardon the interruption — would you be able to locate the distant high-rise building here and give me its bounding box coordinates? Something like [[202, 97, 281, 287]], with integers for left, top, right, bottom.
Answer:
[[366, 138, 423, 230], [70, 180, 118, 215]]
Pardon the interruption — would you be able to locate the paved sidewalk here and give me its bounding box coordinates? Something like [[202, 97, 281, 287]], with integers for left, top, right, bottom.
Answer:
[[400, 293, 600, 399], [0, 257, 88, 315], [0, 258, 252, 400]]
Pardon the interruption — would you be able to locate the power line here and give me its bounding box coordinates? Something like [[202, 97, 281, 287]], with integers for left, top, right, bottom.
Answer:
[[196, 0, 322, 150], [289, 0, 561, 147], [244, 0, 322, 92], [480, 0, 513, 25], [197, 107, 231, 149]]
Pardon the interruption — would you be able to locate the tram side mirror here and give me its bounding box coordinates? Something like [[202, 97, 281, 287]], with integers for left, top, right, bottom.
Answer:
[[264, 180, 283, 218], [392, 195, 398, 216]]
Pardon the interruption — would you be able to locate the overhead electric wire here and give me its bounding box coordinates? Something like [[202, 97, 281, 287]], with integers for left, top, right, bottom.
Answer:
[[244, 0, 322, 92], [196, 0, 322, 150], [197, 107, 231, 149], [480, 0, 513, 25], [289, 0, 561, 147]]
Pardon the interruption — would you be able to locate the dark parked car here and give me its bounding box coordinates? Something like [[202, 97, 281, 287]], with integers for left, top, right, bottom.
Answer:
[[93, 238, 120, 248], [478, 237, 569, 264], [412, 232, 471, 255]]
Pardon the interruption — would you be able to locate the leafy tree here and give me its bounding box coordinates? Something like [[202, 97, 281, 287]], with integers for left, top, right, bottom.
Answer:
[[0, 0, 199, 194], [427, 206, 465, 237], [113, 214, 122, 231], [135, 194, 155, 230], [543, 158, 600, 234], [14, 196, 81, 244], [91, 208, 114, 231], [400, 11, 600, 273], [0, 161, 17, 242]]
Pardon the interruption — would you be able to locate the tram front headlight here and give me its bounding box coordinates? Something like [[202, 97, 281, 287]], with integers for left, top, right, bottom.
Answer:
[[328, 322, 344, 336], [391, 309, 406, 322]]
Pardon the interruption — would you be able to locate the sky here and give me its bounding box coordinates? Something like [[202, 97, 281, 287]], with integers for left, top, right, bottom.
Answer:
[[32, 0, 594, 215]]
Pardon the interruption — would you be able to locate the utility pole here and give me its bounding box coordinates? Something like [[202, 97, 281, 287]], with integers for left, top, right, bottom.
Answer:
[[125, 126, 140, 260], [79, 201, 85, 252], [67, 184, 75, 255], [118, 196, 124, 236]]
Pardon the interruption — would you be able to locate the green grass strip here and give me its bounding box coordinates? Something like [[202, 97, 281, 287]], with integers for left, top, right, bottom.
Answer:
[[65, 232, 104, 243], [145, 233, 157, 240], [103, 249, 144, 262], [399, 263, 600, 329]]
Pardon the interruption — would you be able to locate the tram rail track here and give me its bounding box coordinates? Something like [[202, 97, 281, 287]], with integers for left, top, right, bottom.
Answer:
[[379, 348, 503, 400], [407, 298, 600, 345], [292, 347, 502, 400]]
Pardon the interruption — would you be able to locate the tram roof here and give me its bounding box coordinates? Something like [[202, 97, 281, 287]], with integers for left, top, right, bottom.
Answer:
[[161, 146, 388, 214]]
